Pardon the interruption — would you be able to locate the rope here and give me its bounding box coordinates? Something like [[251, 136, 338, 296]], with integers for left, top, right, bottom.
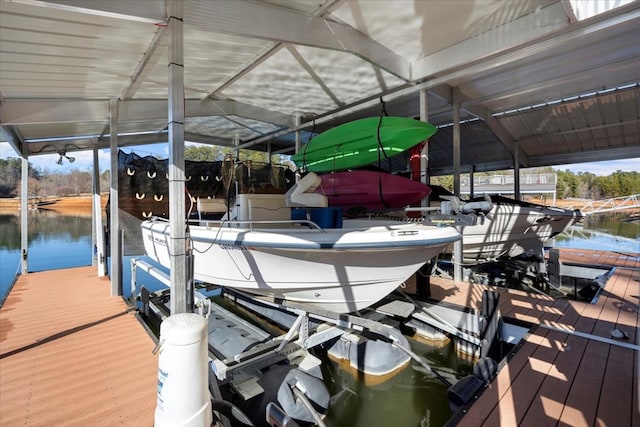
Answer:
[[301, 119, 315, 172], [376, 98, 390, 208]]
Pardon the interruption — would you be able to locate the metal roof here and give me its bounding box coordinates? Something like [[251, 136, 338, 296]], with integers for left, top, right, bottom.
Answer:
[[1, 0, 639, 175]]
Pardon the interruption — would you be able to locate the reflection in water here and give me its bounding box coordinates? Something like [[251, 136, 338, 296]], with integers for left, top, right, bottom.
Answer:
[[583, 212, 639, 240], [321, 338, 473, 427], [0, 210, 93, 251], [552, 212, 640, 253], [0, 211, 94, 300]]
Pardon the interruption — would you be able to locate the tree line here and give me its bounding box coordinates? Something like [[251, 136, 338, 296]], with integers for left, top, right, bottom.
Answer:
[[0, 154, 638, 200], [0, 157, 110, 199]]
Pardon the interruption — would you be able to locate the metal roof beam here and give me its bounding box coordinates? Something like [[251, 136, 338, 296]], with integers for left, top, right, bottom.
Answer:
[[0, 125, 25, 157], [17, 0, 166, 23], [411, 2, 640, 85], [120, 26, 168, 100], [0, 99, 291, 127], [483, 113, 529, 168], [529, 145, 640, 166], [25, 132, 169, 156], [428, 85, 530, 167], [285, 44, 345, 108], [184, 0, 410, 80]]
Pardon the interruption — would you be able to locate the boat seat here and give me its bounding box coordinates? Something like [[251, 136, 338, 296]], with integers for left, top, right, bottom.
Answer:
[[196, 197, 226, 220], [284, 172, 328, 208], [461, 194, 493, 215]]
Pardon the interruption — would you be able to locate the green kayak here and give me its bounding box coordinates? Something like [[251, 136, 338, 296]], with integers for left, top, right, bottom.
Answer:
[[292, 116, 437, 172]]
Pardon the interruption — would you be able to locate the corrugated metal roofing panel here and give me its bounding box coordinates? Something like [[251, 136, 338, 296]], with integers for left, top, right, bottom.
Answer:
[[220, 47, 340, 115], [0, 1, 158, 99], [331, 0, 558, 61], [0, 0, 638, 171]]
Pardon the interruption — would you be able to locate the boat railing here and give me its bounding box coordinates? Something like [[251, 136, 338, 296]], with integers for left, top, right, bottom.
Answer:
[[146, 215, 328, 232], [190, 218, 328, 233]]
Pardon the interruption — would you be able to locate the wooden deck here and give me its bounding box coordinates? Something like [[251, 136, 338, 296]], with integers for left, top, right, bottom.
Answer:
[[416, 249, 639, 427], [0, 249, 637, 427], [0, 267, 157, 426]]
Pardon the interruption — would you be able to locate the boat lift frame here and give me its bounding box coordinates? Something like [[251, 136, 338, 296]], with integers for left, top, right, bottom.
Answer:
[[130, 257, 454, 387]]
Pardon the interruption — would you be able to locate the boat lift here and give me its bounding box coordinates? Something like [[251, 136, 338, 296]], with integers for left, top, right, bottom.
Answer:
[[130, 257, 466, 426], [130, 254, 535, 425]]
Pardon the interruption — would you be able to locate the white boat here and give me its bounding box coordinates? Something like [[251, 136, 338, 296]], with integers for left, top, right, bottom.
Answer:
[[141, 171, 460, 313], [430, 192, 582, 262]]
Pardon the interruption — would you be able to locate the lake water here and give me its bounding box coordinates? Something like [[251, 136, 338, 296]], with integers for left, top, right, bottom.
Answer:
[[0, 208, 638, 426]]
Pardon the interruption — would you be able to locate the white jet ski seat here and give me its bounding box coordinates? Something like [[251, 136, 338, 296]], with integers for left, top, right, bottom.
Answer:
[[285, 172, 328, 208]]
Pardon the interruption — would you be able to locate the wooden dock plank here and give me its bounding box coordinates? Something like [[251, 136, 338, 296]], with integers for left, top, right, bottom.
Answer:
[[0, 267, 157, 427], [557, 339, 610, 427], [437, 248, 638, 427], [481, 329, 566, 426], [518, 332, 590, 427], [455, 327, 551, 426], [596, 344, 634, 427]]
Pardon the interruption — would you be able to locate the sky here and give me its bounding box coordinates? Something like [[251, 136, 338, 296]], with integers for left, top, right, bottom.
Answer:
[[1, 141, 638, 176]]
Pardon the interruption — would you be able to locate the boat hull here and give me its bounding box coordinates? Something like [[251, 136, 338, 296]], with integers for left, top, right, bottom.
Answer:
[[456, 199, 582, 261], [292, 117, 437, 172], [317, 170, 431, 213], [141, 219, 459, 313]]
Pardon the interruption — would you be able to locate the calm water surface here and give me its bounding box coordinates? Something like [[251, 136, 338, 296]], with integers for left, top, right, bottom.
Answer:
[[0, 209, 637, 426]]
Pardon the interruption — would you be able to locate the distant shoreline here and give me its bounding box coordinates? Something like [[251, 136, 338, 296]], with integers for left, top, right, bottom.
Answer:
[[0, 195, 107, 216], [0, 195, 637, 216]]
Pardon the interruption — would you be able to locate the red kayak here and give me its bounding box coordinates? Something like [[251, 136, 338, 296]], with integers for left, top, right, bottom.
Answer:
[[316, 170, 431, 213]]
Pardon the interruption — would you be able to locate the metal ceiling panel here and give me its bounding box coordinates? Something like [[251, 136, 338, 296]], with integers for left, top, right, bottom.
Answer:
[[0, 0, 638, 174], [457, 6, 640, 113], [293, 45, 406, 107], [0, 0, 158, 98], [219, 47, 339, 115], [331, 0, 559, 61]]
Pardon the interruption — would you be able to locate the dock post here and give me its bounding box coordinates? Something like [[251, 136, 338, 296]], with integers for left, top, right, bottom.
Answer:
[[416, 259, 433, 299], [130, 259, 137, 306], [453, 226, 463, 283], [548, 248, 561, 289]]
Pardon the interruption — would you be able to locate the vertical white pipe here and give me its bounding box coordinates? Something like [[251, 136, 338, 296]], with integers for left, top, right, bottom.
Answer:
[[168, 0, 187, 314], [452, 87, 463, 283], [20, 155, 28, 274], [294, 112, 301, 156], [109, 97, 121, 296], [452, 87, 461, 197], [92, 140, 106, 276], [419, 89, 429, 208], [514, 141, 521, 201]]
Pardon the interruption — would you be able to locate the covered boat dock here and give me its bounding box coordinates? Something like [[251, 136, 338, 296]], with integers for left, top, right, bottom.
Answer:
[[1, 1, 639, 426]]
